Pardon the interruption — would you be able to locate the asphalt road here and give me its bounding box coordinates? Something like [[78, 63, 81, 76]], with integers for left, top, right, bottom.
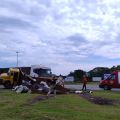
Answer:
[[65, 84, 120, 91]]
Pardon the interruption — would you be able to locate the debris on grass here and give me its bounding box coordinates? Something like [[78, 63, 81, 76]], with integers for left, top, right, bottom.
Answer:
[[80, 93, 120, 105], [26, 95, 54, 105]]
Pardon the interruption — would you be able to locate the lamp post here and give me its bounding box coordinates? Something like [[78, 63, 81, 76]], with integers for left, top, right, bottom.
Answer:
[[16, 51, 20, 67]]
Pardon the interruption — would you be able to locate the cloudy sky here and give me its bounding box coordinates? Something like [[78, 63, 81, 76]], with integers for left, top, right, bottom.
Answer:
[[0, 0, 120, 75]]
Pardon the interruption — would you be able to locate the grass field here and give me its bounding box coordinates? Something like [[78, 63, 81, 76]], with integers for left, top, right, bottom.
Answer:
[[0, 90, 120, 120]]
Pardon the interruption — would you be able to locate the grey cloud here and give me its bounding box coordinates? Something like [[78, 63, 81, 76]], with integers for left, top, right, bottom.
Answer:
[[0, 0, 50, 22], [115, 11, 120, 17], [29, 6, 48, 20], [0, 28, 12, 33], [52, 12, 64, 21], [0, 16, 35, 29], [57, 50, 86, 57], [0, 0, 28, 14], [52, 41, 89, 60], [67, 33, 87, 46], [36, 0, 52, 8], [116, 33, 120, 40]]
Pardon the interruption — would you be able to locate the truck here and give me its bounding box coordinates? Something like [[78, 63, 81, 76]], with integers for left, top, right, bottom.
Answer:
[[99, 70, 120, 90], [0, 65, 54, 89], [0, 65, 52, 77], [0, 68, 23, 89], [0, 67, 68, 94]]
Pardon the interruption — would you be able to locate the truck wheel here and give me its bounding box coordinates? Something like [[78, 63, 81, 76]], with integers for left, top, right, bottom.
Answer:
[[104, 85, 111, 90], [33, 83, 39, 89], [4, 81, 13, 89]]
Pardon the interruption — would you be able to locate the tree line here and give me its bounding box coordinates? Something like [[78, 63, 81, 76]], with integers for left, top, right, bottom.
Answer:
[[67, 65, 120, 82]]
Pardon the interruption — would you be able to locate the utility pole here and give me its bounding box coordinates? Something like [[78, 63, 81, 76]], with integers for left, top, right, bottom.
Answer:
[[16, 51, 20, 67]]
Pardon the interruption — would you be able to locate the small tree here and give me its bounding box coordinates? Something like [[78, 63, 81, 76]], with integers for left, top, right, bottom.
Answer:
[[73, 69, 85, 82]]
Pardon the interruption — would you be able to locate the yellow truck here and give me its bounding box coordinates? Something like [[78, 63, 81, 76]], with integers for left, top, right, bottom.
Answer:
[[0, 67, 55, 89], [0, 68, 21, 89]]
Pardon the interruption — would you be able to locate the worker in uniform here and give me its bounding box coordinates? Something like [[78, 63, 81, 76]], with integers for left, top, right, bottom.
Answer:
[[82, 75, 88, 91]]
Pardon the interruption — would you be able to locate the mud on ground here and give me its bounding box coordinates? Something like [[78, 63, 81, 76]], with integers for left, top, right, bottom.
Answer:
[[80, 93, 120, 105], [25, 93, 120, 106], [26, 95, 55, 105]]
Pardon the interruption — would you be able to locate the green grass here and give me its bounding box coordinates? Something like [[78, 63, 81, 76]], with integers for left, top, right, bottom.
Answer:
[[93, 91, 120, 100], [0, 90, 120, 120]]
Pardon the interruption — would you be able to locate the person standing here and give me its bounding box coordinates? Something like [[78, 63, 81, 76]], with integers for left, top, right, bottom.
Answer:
[[56, 75, 64, 87], [82, 75, 88, 91]]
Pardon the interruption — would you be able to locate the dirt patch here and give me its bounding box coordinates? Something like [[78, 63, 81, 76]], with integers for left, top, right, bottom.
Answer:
[[80, 93, 120, 105], [26, 95, 55, 105], [25, 92, 120, 106]]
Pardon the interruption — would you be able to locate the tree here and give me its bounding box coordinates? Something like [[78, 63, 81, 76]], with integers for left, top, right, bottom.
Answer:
[[68, 71, 74, 76], [88, 67, 111, 81], [116, 65, 120, 70], [110, 66, 116, 72], [67, 69, 86, 82]]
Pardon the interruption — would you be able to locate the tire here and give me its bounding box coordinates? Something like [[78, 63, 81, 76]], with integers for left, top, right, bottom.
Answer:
[[4, 81, 13, 89], [104, 85, 111, 90], [33, 83, 39, 89]]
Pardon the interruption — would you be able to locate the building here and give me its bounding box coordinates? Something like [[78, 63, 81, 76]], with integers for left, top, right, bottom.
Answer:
[[65, 76, 74, 82]]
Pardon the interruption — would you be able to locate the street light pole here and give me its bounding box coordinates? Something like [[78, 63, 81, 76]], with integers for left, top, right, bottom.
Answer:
[[16, 51, 19, 67]]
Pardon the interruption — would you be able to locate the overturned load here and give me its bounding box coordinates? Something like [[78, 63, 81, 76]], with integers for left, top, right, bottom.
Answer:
[[13, 72, 70, 94], [13, 85, 31, 93]]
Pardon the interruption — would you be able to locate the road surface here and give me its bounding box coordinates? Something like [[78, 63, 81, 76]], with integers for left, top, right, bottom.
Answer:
[[65, 84, 120, 91]]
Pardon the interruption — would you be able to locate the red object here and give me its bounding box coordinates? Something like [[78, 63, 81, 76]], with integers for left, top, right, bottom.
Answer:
[[82, 76, 88, 84], [99, 70, 120, 90]]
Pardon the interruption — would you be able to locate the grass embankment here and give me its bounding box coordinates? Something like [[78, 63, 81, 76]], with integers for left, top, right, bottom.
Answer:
[[0, 90, 120, 120]]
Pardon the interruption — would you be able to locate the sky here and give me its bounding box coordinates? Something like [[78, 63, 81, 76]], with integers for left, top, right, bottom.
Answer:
[[0, 0, 120, 75]]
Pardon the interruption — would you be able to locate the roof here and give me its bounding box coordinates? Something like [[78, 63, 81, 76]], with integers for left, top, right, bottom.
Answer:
[[31, 65, 51, 70]]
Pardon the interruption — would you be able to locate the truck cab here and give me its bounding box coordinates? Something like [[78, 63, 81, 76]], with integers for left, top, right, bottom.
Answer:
[[30, 65, 52, 77], [0, 68, 20, 89], [99, 71, 120, 90]]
